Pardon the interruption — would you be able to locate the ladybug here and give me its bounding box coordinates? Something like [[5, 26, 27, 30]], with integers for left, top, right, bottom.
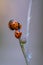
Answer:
[[8, 19, 22, 30], [14, 30, 22, 39]]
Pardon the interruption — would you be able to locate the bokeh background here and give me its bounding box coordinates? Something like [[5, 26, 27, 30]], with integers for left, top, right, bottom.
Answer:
[[0, 0, 43, 65]]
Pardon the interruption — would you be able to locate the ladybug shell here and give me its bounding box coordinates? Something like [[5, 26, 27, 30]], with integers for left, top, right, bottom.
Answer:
[[13, 20, 22, 30], [15, 30, 22, 39]]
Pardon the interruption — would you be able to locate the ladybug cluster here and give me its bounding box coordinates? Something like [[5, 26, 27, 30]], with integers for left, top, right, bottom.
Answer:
[[8, 19, 22, 39]]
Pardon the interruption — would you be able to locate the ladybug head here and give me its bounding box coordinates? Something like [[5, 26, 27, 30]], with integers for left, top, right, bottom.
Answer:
[[8, 19, 15, 30], [15, 30, 22, 39]]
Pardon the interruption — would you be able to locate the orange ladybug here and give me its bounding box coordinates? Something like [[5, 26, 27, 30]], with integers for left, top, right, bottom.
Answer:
[[14, 30, 22, 39], [8, 19, 22, 30]]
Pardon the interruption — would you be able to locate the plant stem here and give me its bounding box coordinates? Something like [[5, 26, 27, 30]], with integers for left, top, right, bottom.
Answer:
[[19, 39, 28, 65]]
